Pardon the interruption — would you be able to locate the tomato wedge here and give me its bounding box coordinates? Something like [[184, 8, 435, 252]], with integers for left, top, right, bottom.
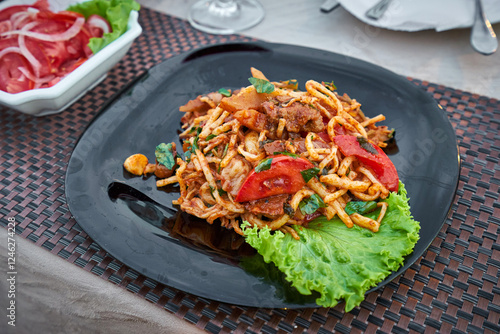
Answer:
[[0, 1, 49, 21], [333, 135, 399, 192], [0, 53, 34, 93], [235, 155, 314, 202], [23, 38, 53, 77]]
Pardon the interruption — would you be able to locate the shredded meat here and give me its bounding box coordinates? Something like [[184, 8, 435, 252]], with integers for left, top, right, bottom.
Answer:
[[263, 138, 330, 155], [367, 126, 393, 145], [180, 95, 209, 113], [233, 109, 274, 133], [179, 96, 210, 123], [220, 155, 252, 196], [262, 96, 325, 133], [263, 140, 286, 155], [206, 92, 223, 105], [179, 93, 223, 124], [244, 194, 289, 216], [219, 86, 269, 112], [293, 139, 330, 154]]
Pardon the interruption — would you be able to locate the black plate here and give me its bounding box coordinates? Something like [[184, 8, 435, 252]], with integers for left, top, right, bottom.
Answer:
[[65, 42, 460, 308]]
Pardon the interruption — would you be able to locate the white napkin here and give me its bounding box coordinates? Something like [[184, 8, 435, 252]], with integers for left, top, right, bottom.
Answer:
[[337, 0, 500, 32]]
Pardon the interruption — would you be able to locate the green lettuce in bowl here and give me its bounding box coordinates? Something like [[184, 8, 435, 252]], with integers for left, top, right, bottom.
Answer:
[[67, 0, 141, 54]]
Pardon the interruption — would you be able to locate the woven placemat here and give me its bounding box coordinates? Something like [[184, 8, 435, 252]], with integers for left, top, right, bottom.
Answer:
[[1, 7, 499, 334]]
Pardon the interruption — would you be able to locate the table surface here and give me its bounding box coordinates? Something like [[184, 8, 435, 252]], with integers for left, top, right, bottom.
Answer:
[[140, 0, 500, 100], [0, 1, 499, 334]]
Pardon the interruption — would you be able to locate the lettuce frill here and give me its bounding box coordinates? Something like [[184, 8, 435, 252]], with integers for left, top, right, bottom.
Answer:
[[242, 182, 420, 311]]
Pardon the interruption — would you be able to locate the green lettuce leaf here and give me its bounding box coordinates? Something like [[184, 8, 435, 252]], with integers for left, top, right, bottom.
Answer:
[[242, 182, 420, 311], [67, 0, 141, 54]]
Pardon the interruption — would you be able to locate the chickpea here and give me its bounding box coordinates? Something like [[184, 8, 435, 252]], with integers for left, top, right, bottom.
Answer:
[[123, 154, 148, 176]]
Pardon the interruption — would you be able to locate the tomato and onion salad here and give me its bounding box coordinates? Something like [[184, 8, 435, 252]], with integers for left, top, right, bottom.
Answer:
[[0, 0, 111, 94]]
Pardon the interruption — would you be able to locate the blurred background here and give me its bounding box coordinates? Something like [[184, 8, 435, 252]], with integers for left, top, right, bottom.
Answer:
[[138, 0, 500, 100]]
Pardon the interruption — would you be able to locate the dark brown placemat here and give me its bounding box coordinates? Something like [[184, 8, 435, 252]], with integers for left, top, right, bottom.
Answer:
[[1, 6, 499, 334]]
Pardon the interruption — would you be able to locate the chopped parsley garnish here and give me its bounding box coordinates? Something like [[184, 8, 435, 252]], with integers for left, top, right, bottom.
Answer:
[[323, 81, 337, 91], [184, 128, 203, 161], [209, 185, 227, 197], [300, 167, 320, 183], [273, 151, 298, 158], [191, 136, 200, 152], [283, 202, 295, 216], [248, 77, 275, 94], [218, 88, 231, 97], [357, 136, 378, 155], [188, 127, 203, 153], [255, 158, 273, 173], [221, 143, 229, 158], [299, 194, 326, 215], [280, 79, 298, 90], [344, 201, 378, 215], [218, 143, 230, 173], [184, 149, 191, 161]]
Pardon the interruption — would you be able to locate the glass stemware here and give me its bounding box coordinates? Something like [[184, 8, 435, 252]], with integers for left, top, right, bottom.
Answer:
[[188, 0, 265, 35]]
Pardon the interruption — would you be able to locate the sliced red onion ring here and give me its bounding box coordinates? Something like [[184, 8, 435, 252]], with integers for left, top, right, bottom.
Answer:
[[18, 66, 55, 85], [9, 8, 38, 29], [18, 34, 41, 78], [26, 7, 40, 15], [87, 14, 111, 34], [10, 12, 30, 29], [2, 16, 85, 42], [0, 46, 23, 59], [0, 20, 13, 33]]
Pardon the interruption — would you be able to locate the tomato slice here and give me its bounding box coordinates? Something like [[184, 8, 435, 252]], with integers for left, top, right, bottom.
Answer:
[[316, 131, 331, 143], [0, 20, 11, 34], [69, 24, 93, 58], [0, 6, 32, 22], [35, 9, 84, 22], [235, 155, 315, 202], [0, 53, 34, 93], [333, 135, 399, 192], [28, 17, 74, 34], [0, 1, 49, 22], [58, 57, 87, 77], [0, 37, 18, 50], [33, 39, 71, 73], [23, 38, 53, 77]]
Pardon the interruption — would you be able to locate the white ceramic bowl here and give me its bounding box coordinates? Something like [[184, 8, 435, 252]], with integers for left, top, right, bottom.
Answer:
[[0, 1, 142, 116]]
